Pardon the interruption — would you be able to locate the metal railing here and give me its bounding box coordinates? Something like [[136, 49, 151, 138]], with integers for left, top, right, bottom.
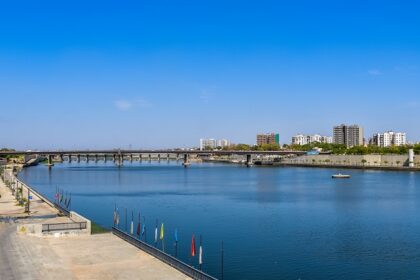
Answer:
[[42, 222, 87, 232], [112, 227, 218, 280]]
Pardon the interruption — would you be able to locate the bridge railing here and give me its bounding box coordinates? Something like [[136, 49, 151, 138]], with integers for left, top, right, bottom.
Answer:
[[112, 227, 218, 280]]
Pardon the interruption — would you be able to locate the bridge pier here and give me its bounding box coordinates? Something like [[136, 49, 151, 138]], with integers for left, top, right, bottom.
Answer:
[[104, 155, 107, 163], [68, 155, 72, 163], [46, 154, 54, 168], [77, 154, 81, 163], [59, 154, 64, 162], [139, 154, 142, 161], [246, 154, 253, 167], [118, 154, 123, 167], [182, 154, 190, 167], [95, 154, 98, 163], [167, 153, 170, 161], [148, 154, 152, 162], [130, 154, 133, 162], [158, 154, 161, 162], [86, 155, 89, 163]]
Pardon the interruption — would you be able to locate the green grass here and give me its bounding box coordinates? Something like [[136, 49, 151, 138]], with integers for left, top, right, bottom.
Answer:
[[91, 222, 110, 234]]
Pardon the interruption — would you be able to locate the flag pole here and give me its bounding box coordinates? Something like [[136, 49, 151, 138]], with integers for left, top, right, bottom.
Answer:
[[221, 241, 224, 280], [125, 208, 127, 232], [143, 216, 147, 242], [137, 211, 141, 237], [174, 228, 178, 258]]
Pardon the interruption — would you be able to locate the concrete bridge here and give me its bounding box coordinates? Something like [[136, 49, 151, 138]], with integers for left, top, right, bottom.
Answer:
[[0, 149, 328, 167]]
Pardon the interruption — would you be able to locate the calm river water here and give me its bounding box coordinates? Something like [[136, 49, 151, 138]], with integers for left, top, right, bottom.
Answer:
[[18, 161, 420, 280]]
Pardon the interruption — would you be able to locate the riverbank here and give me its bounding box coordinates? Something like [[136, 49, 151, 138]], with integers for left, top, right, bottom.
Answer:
[[274, 162, 420, 171], [0, 172, 191, 280]]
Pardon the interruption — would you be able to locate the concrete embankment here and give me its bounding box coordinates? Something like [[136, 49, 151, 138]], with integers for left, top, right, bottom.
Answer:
[[0, 170, 191, 280], [278, 154, 420, 171]]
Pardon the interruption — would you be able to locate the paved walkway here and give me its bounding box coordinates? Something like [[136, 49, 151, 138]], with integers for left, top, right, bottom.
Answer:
[[0, 173, 191, 280]]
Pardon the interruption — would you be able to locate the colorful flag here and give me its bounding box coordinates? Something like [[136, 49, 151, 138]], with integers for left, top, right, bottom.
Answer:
[[113, 205, 117, 225], [130, 211, 134, 235], [198, 245, 203, 265], [160, 223, 164, 240], [66, 193, 71, 209], [142, 223, 146, 236], [116, 208, 120, 226], [191, 234, 196, 257], [136, 212, 141, 236], [199, 239, 203, 265], [154, 224, 158, 244], [64, 192, 68, 206]]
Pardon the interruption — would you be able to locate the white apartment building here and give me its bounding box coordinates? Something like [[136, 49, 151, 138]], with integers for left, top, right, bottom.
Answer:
[[199, 138, 217, 150], [200, 138, 231, 150], [371, 131, 407, 147], [292, 134, 307, 145], [217, 139, 231, 148], [292, 134, 333, 145]]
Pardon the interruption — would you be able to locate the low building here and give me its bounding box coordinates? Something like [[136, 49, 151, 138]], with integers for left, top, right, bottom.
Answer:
[[292, 134, 332, 145], [257, 133, 280, 146], [371, 131, 407, 147]]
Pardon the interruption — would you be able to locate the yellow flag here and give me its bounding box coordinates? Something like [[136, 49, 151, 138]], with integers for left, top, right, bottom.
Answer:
[[160, 223, 164, 240]]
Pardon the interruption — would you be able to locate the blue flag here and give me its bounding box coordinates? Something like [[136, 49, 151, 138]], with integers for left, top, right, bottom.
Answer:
[[174, 228, 178, 242]]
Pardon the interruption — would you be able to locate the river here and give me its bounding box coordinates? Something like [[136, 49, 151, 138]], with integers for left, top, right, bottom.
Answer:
[[18, 161, 420, 280]]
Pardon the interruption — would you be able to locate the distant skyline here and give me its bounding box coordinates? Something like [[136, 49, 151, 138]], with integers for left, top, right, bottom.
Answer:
[[1, 1, 419, 150]]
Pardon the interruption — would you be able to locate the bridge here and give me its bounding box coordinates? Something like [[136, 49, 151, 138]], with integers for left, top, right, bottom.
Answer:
[[0, 149, 329, 167]]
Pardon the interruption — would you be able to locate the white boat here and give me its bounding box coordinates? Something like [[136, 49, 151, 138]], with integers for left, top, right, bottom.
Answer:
[[332, 173, 351, 179]]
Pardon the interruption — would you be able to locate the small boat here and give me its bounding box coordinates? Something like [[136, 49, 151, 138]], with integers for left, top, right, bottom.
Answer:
[[332, 173, 351, 179]]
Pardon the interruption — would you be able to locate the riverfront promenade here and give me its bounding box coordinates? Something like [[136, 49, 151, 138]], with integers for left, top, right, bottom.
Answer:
[[0, 177, 190, 280]]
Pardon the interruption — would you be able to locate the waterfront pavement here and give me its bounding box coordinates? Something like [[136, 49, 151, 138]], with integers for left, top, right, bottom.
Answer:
[[0, 176, 191, 280]]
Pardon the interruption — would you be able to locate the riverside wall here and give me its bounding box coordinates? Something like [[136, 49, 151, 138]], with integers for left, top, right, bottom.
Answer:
[[281, 154, 420, 168]]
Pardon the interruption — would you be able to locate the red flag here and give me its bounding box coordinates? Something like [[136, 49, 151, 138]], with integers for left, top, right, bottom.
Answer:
[[191, 234, 196, 257]]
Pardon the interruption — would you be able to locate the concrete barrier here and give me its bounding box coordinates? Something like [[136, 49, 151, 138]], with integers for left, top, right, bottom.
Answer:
[[70, 211, 91, 235], [281, 154, 420, 169]]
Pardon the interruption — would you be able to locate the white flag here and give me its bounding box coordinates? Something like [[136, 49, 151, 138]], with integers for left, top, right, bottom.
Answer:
[[130, 221, 134, 235], [155, 227, 158, 242], [199, 245, 203, 265]]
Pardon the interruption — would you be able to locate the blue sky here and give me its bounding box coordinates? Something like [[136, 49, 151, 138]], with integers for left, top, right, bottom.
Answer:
[[0, 1, 419, 149]]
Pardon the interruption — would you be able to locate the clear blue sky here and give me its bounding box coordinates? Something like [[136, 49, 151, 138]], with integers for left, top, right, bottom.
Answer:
[[1, 1, 419, 149]]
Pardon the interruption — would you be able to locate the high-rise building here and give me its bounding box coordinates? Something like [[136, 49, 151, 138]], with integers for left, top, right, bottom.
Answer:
[[371, 131, 406, 147], [257, 133, 280, 146], [199, 138, 217, 150], [333, 124, 364, 147], [292, 134, 332, 145]]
